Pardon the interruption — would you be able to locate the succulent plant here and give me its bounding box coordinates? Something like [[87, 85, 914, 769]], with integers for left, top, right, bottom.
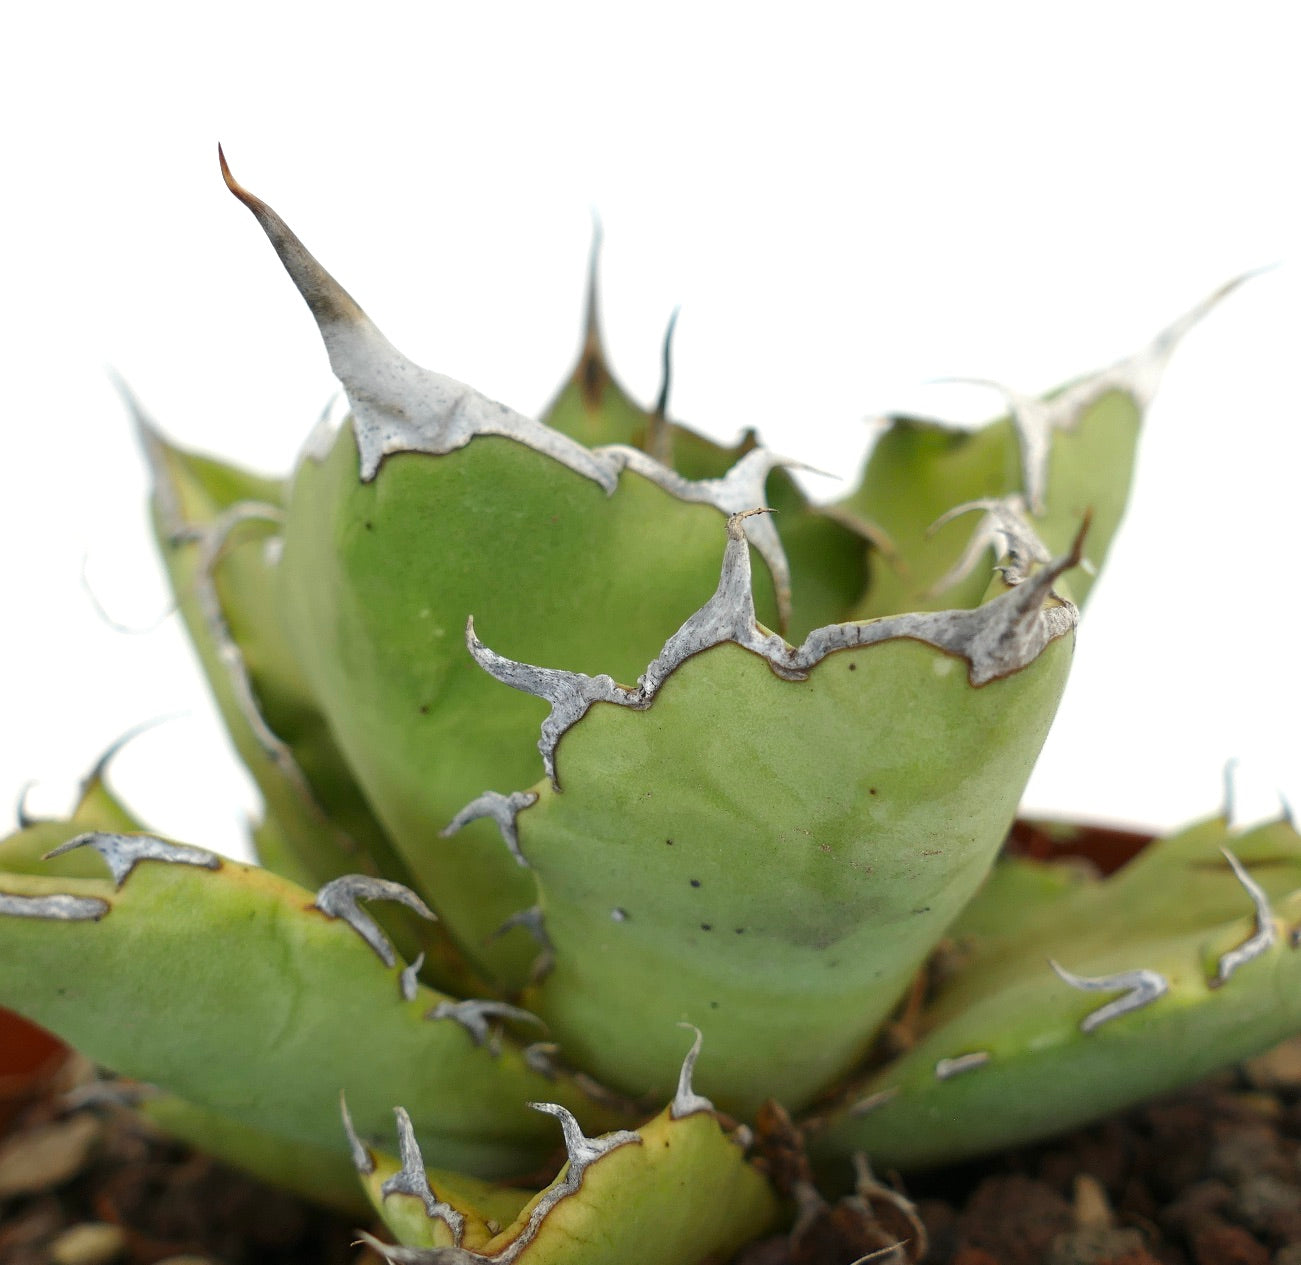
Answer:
[[3, 151, 1299, 1264]]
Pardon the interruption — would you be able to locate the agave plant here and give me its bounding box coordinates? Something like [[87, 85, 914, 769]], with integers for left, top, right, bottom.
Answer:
[[2, 151, 1298, 1264]]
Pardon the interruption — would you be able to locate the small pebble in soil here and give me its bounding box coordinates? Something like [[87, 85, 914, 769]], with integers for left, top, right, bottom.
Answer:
[[48, 1223, 125, 1265], [0, 1116, 100, 1198]]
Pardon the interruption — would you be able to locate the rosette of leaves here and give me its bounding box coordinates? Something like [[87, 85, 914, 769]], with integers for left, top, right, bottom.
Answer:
[[2, 153, 1297, 1264]]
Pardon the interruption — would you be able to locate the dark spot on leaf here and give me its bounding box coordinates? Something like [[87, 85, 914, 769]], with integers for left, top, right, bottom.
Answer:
[[690, 879, 701, 888], [418, 704, 430, 715], [665, 838, 674, 846], [848, 662, 857, 671], [701, 923, 712, 931], [735, 927, 745, 934], [869, 787, 878, 796], [911, 907, 931, 915], [709, 1001, 719, 1009], [364, 520, 373, 531]]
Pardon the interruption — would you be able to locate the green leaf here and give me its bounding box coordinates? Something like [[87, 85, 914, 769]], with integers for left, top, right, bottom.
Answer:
[[141, 1092, 372, 1216], [814, 814, 1301, 1169], [0, 834, 633, 1177], [221, 157, 788, 990], [841, 391, 1138, 618], [839, 276, 1252, 618], [537, 252, 872, 637], [135, 410, 390, 885], [0, 750, 144, 877], [537, 233, 655, 455], [355, 1069, 778, 1263], [469, 518, 1079, 1115], [133, 411, 486, 984]]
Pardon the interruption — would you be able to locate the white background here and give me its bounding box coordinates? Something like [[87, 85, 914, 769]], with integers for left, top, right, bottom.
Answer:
[[3, 4, 1298, 860]]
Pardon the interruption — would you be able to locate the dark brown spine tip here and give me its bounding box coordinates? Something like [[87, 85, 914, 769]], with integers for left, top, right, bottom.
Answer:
[[653, 307, 680, 420], [1067, 510, 1093, 569], [217, 144, 244, 198], [645, 306, 681, 466], [217, 145, 268, 219]]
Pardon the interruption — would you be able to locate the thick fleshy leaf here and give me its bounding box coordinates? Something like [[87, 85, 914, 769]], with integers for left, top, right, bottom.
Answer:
[[537, 231, 659, 455], [2, 750, 144, 877], [353, 1063, 778, 1264], [839, 276, 1252, 618], [841, 396, 1135, 618], [133, 414, 490, 985], [141, 1092, 371, 1215], [0, 834, 633, 1177], [136, 412, 393, 885], [281, 429, 786, 986], [538, 268, 873, 635], [218, 159, 797, 987], [358, 1125, 532, 1253], [813, 814, 1301, 1169], [540, 330, 652, 452], [467, 518, 1079, 1116], [763, 467, 874, 635], [539, 236, 762, 485]]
